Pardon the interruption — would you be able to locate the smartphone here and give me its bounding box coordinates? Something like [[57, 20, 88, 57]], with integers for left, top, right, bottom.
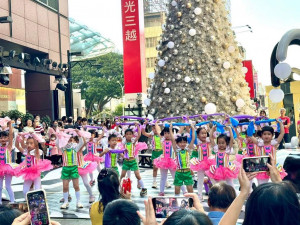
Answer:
[[26, 189, 50, 225], [243, 156, 271, 173], [152, 197, 194, 219]]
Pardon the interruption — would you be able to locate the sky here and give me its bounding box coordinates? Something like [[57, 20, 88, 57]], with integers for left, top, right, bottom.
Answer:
[[69, 0, 300, 86]]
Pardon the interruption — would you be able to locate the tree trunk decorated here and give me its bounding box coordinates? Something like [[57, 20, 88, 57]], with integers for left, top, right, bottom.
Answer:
[[146, 0, 255, 118]]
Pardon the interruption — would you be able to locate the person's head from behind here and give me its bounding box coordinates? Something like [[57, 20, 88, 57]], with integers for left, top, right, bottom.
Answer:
[[0, 205, 22, 225], [217, 134, 229, 151], [261, 126, 274, 143], [243, 182, 300, 225], [61, 116, 67, 123], [76, 116, 82, 123], [67, 117, 73, 124], [208, 182, 236, 212], [163, 209, 213, 225], [280, 108, 286, 117], [103, 199, 140, 225], [89, 130, 96, 140], [125, 129, 134, 141], [176, 134, 188, 149], [108, 134, 118, 148], [97, 169, 120, 211]]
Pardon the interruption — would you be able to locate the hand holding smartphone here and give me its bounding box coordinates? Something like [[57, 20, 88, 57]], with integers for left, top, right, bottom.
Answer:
[[243, 156, 271, 173], [26, 189, 50, 225], [152, 197, 194, 219]]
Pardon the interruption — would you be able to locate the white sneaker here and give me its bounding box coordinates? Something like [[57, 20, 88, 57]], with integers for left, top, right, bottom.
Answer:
[[60, 203, 69, 209], [152, 181, 158, 189], [165, 181, 171, 188], [77, 202, 84, 208]]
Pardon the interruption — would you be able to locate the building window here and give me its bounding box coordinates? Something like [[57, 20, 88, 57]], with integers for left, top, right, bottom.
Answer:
[[145, 17, 162, 27], [146, 57, 156, 68], [146, 37, 158, 48], [35, 0, 58, 11]]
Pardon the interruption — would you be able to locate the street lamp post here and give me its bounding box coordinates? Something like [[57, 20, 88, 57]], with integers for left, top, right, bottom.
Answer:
[[117, 81, 124, 116]]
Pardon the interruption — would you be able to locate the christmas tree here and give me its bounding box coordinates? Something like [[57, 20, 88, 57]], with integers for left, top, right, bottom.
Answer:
[[146, 0, 255, 118]]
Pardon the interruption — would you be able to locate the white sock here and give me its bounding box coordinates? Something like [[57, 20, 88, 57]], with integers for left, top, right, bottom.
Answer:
[[0, 177, 3, 204], [97, 164, 101, 172], [181, 185, 187, 194], [127, 170, 131, 178], [197, 171, 205, 197], [138, 179, 145, 189], [153, 176, 157, 183], [160, 169, 168, 193], [81, 174, 93, 196], [63, 192, 69, 204], [89, 172, 94, 182], [23, 180, 32, 199], [75, 191, 81, 203], [5, 175, 15, 203]]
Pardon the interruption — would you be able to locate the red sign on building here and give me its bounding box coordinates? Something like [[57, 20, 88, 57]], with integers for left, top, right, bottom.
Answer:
[[121, 0, 146, 94], [242, 60, 255, 99]]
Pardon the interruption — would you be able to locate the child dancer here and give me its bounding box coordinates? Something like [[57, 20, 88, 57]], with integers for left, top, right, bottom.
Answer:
[[15, 133, 53, 198], [120, 124, 147, 197], [100, 133, 125, 176], [76, 136, 97, 203], [154, 127, 187, 196], [190, 127, 211, 201], [84, 130, 104, 186], [59, 130, 85, 209], [141, 120, 163, 189], [47, 133, 61, 168], [250, 120, 286, 185], [169, 124, 195, 195], [0, 122, 17, 204], [205, 126, 239, 188]]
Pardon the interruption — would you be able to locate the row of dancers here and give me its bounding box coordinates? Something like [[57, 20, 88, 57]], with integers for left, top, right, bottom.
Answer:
[[0, 115, 287, 209]]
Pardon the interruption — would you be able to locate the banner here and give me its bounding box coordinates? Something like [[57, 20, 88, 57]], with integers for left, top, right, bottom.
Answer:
[[243, 60, 255, 98], [121, 0, 146, 94]]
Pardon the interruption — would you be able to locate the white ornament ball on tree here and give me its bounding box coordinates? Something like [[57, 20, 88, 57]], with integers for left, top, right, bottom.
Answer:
[[195, 77, 200, 83], [223, 61, 230, 69], [269, 89, 284, 103], [184, 76, 191, 82], [242, 67, 248, 74], [148, 72, 155, 79], [228, 45, 235, 53], [147, 114, 154, 121], [150, 109, 156, 114], [164, 88, 171, 94], [183, 98, 187, 103], [144, 98, 151, 106], [162, 82, 167, 87], [171, 0, 177, 6], [189, 29, 197, 36], [205, 103, 217, 114], [158, 59, 165, 67], [161, 24, 166, 31], [236, 98, 245, 108], [167, 41, 175, 49], [274, 63, 292, 80], [194, 7, 202, 15], [176, 74, 182, 80], [158, 97, 162, 103]]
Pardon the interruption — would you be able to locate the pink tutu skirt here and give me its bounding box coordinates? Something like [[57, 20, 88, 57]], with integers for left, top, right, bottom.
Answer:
[[153, 157, 177, 171], [190, 159, 211, 171], [16, 159, 53, 181], [134, 142, 148, 156], [206, 163, 240, 181], [256, 170, 287, 180], [0, 163, 18, 176], [84, 153, 104, 163], [78, 161, 97, 176]]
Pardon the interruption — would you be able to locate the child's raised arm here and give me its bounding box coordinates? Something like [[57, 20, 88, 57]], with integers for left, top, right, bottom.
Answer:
[[227, 126, 234, 149], [141, 120, 153, 138], [169, 124, 177, 150], [209, 125, 216, 147], [188, 126, 196, 150], [276, 120, 284, 144], [133, 122, 141, 144]]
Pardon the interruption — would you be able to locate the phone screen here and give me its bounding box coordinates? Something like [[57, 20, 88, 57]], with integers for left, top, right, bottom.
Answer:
[[152, 197, 193, 218], [243, 156, 271, 172], [27, 190, 50, 225]]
